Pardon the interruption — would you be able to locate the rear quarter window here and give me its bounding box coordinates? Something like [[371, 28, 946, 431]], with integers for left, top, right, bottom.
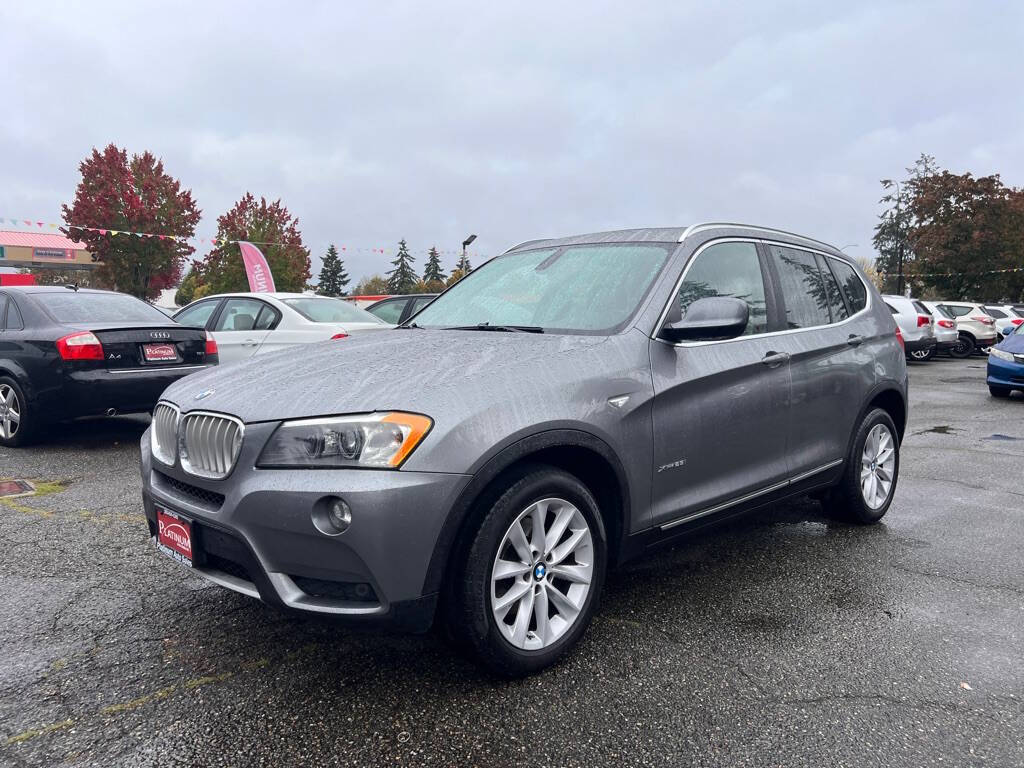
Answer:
[[827, 258, 868, 314]]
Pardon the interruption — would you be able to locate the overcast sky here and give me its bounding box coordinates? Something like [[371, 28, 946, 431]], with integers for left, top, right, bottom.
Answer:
[[2, 1, 1021, 282]]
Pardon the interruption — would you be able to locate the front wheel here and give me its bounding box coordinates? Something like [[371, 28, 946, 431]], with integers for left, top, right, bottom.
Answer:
[[949, 334, 974, 358], [451, 465, 607, 677], [830, 408, 900, 524]]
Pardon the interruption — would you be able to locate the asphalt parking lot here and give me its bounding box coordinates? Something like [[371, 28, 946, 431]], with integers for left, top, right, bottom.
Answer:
[[1, 357, 1022, 768]]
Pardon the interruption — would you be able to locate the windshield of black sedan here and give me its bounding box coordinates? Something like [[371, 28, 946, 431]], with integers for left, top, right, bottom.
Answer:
[[411, 244, 671, 333]]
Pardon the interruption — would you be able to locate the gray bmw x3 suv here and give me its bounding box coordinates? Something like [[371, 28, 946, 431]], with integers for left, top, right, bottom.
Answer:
[[141, 224, 907, 676]]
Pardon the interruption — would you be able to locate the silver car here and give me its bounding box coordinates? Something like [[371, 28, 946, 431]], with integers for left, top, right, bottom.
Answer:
[[141, 224, 908, 676], [882, 295, 936, 361]]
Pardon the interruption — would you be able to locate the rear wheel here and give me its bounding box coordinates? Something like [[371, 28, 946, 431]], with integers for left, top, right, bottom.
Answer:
[[950, 334, 974, 358], [908, 347, 935, 362], [0, 377, 32, 448], [830, 408, 899, 524], [451, 465, 606, 677], [989, 385, 1011, 398]]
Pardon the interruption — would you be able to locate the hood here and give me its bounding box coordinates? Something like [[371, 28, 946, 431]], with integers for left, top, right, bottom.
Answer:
[[160, 329, 609, 423], [995, 331, 1024, 354]]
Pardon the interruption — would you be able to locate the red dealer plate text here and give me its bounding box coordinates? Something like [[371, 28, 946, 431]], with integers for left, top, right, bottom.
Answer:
[[156, 507, 193, 567]]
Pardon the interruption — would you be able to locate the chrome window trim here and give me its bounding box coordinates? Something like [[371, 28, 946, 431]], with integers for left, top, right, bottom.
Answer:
[[659, 458, 844, 531], [178, 410, 246, 480], [652, 237, 873, 348]]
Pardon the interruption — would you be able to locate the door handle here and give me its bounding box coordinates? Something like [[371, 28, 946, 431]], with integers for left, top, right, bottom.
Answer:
[[242, 339, 259, 347], [847, 334, 865, 347], [761, 351, 790, 368]]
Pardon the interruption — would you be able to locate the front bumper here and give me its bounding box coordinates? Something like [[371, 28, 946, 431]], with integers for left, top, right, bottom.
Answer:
[[987, 355, 1024, 391], [140, 423, 471, 631]]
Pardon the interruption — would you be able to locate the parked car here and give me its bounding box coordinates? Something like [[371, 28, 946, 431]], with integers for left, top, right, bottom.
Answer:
[[141, 224, 907, 676], [365, 293, 438, 325], [924, 301, 998, 357], [882, 295, 936, 361], [173, 292, 390, 365], [0, 285, 217, 447], [987, 321, 1024, 398], [983, 305, 1024, 340], [921, 302, 960, 357]]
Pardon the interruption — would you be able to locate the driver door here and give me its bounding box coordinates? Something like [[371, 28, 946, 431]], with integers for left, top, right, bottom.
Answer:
[[649, 240, 791, 528]]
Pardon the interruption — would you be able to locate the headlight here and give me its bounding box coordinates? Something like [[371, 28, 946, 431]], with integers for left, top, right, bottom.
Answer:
[[256, 412, 432, 469], [989, 347, 1014, 362]]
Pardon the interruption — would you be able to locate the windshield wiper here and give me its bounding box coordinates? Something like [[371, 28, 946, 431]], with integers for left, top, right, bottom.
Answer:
[[444, 322, 544, 334], [397, 322, 423, 329]]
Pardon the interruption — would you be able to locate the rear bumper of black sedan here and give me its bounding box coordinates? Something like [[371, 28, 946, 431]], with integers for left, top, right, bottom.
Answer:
[[42, 364, 215, 420]]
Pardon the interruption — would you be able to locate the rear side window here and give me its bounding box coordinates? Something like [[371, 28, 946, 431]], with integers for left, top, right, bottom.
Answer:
[[31, 291, 169, 323], [986, 307, 1007, 319], [0, 295, 7, 329], [676, 241, 768, 335], [770, 246, 831, 329], [941, 304, 972, 318], [816, 255, 849, 321], [6, 298, 23, 330], [254, 305, 279, 330], [826, 258, 867, 315], [913, 301, 932, 316]]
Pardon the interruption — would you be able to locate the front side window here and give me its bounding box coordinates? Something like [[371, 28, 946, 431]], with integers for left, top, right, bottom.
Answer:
[[174, 299, 220, 328], [828, 258, 868, 314], [771, 246, 831, 329], [412, 243, 671, 333], [674, 241, 768, 335]]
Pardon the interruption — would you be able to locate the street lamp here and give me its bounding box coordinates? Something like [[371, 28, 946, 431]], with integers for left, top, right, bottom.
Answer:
[[461, 234, 476, 272]]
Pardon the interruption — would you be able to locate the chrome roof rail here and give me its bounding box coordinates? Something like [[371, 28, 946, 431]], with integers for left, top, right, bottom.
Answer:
[[678, 222, 842, 253]]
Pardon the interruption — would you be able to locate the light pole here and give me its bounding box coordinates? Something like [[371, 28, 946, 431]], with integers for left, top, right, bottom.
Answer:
[[461, 234, 476, 272]]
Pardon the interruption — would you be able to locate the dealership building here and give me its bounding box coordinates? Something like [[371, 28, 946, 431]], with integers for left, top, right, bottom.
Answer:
[[0, 230, 97, 273]]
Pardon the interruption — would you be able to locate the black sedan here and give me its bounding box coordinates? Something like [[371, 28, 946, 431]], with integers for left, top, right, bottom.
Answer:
[[0, 285, 217, 446]]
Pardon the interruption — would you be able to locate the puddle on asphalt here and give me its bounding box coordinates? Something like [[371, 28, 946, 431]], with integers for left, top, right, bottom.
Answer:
[[983, 434, 1022, 441], [913, 425, 959, 436]]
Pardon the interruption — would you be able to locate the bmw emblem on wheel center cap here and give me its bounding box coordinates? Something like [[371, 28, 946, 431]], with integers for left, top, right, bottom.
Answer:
[[534, 563, 546, 580]]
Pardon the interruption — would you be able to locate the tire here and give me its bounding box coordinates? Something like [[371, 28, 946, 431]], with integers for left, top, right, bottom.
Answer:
[[989, 385, 1011, 398], [0, 376, 33, 448], [830, 408, 900, 525], [451, 464, 607, 677], [907, 347, 935, 362], [949, 334, 974, 359]]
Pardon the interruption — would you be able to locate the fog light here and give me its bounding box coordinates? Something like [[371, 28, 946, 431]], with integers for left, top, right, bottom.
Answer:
[[312, 496, 352, 536]]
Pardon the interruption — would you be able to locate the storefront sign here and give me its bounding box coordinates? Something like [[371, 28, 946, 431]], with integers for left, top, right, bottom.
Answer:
[[32, 247, 73, 260]]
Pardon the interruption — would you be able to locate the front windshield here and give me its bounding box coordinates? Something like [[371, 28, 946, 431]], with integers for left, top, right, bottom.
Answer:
[[411, 243, 671, 333], [282, 297, 386, 324]]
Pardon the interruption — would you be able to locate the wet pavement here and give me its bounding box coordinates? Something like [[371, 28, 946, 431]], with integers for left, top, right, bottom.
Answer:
[[1, 357, 1021, 767]]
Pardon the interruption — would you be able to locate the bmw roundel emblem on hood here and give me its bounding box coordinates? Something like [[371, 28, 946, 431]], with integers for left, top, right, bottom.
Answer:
[[194, 389, 216, 401]]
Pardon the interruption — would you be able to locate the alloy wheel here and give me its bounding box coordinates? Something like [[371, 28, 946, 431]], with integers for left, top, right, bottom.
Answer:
[[909, 349, 930, 361], [0, 384, 20, 440], [490, 497, 594, 651], [860, 424, 896, 510]]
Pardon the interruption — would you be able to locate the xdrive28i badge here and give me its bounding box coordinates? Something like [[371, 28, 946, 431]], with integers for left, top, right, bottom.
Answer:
[[194, 389, 216, 401]]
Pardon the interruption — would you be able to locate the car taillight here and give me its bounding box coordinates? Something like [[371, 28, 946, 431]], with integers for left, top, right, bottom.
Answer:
[[204, 333, 218, 357], [917, 315, 930, 327], [895, 326, 905, 350], [972, 316, 994, 325], [56, 331, 104, 361], [1011, 318, 1024, 326], [330, 333, 349, 340], [938, 319, 955, 329]]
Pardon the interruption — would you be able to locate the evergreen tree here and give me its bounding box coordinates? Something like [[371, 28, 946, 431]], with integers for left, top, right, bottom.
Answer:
[[386, 239, 418, 294], [317, 243, 349, 296], [423, 246, 446, 284], [455, 252, 472, 274]]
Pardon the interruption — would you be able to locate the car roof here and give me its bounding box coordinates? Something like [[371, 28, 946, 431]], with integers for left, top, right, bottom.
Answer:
[[505, 223, 845, 258]]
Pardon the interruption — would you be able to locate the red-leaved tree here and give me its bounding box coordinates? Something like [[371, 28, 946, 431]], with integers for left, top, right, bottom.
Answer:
[[62, 144, 200, 299], [198, 194, 310, 293]]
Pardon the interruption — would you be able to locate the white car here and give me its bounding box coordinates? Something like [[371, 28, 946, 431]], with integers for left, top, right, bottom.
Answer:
[[983, 305, 1024, 339], [173, 292, 391, 364]]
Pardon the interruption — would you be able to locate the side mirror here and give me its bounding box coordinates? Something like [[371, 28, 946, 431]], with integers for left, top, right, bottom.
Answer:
[[659, 296, 749, 343]]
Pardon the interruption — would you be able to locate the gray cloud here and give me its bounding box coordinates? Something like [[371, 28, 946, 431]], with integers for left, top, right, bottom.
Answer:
[[2, 0, 1021, 281]]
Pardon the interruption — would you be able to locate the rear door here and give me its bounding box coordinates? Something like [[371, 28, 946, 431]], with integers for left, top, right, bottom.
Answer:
[[649, 240, 791, 528], [765, 246, 870, 479], [209, 298, 275, 364]]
